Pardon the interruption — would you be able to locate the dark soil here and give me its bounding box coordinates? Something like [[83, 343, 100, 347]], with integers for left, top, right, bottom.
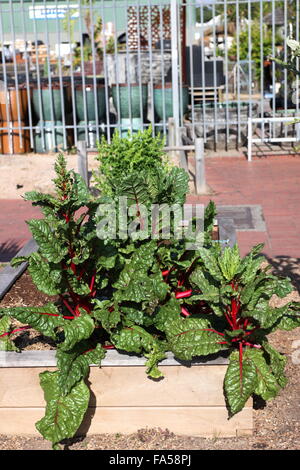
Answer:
[[0, 266, 300, 450]]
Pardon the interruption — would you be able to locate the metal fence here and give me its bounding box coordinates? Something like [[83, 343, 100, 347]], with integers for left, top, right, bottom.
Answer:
[[0, 0, 299, 155]]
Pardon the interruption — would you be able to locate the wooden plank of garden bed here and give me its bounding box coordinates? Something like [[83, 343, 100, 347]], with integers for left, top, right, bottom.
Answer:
[[0, 239, 38, 300], [0, 406, 253, 438], [0, 350, 229, 368]]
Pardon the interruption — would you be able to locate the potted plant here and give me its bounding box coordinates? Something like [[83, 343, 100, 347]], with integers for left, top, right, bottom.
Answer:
[[153, 83, 189, 122], [111, 83, 148, 136], [0, 83, 30, 154], [75, 78, 106, 145]]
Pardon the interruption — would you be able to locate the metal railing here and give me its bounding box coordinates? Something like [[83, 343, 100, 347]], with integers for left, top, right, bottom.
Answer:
[[0, 0, 299, 154]]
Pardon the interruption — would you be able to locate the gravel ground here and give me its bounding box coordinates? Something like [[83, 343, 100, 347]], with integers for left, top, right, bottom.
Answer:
[[0, 264, 300, 451]]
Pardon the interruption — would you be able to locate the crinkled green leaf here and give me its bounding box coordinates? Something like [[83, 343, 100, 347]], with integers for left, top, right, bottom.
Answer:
[[144, 349, 166, 379], [111, 325, 161, 355], [0, 316, 19, 351], [58, 314, 95, 351], [154, 297, 181, 331], [56, 344, 105, 395], [28, 252, 61, 295], [71, 172, 91, 206], [36, 371, 90, 448], [218, 245, 241, 281], [224, 349, 257, 416], [10, 255, 30, 268], [272, 308, 300, 330], [66, 272, 90, 296], [24, 191, 58, 207], [263, 342, 288, 388], [27, 219, 68, 263], [248, 348, 281, 400], [246, 300, 291, 329], [93, 299, 121, 331], [239, 256, 263, 285], [189, 268, 219, 300], [165, 317, 226, 360], [274, 278, 294, 298], [0, 303, 64, 340], [198, 247, 223, 281]]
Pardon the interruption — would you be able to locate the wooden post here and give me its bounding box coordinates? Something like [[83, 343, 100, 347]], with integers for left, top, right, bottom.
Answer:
[[167, 117, 176, 160], [195, 137, 208, 194], [77, 141, 89, 187], [179, 126, 189, 173]]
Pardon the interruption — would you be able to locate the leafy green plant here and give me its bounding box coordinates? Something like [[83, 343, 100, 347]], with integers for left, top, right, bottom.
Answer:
[[1, 132, 299, 449], [159, 243, 300, 415], [0, 150, 216, 448], [0, 155, 116, 448], [228, 22, 282, 80], [94, 127, 169, 196]]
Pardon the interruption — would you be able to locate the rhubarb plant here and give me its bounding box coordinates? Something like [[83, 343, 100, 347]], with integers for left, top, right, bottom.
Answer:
[[1, 143, 297, 449], [0, 152, 216, 448], [0, 155, 117, 449], [159, 243, 300, 415]]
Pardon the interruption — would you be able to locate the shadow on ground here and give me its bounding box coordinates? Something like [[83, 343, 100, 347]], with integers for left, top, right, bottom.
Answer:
[[265, 255, 300, 291], [0, 241, 22, 263]]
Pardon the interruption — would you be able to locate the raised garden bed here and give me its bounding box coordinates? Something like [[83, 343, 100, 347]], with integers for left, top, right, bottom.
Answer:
[[0, 350, 252, 438], [0, 218, 254, 439]]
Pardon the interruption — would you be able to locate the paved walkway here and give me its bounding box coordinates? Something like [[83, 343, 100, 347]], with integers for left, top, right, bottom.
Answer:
[[0, 154, 300, 262], [188, 155, 300, 258]]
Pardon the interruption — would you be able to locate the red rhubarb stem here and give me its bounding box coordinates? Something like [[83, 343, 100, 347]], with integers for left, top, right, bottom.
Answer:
[[181, 307, 191, 317], [239, 341, 243, 392], [60, 296, 76, 317], [0, 326, 31, 338], [175, 289, 193, 299]]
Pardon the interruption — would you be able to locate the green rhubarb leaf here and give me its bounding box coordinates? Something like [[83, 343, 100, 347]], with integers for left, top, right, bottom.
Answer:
[[10, 255, 30, 268], [154, 297, 181, 331], [111, 325, 161, 355], [36, 371, 90, 448], [246, 299, 290, 329], [274, 277, 294, 298], [28, 252, 61, 295], [93, 299, 121, 331], [144, 349, 166, 379], [198, 247, 223, 281], [218, 245, 241, 281], [58, 314, 95, 351], [247, 348, 281, 400], [27, 219, 68, 263], [263, 342, 288, 388], [165, 317, 226, 360], [56, 344, 105, 396], [0, 303, 65, 340], [0, 316, 19, 351], [224, 349, 257, 416]]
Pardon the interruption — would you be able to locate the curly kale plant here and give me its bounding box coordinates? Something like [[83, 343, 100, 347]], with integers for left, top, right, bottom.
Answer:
[[94, 126, 169, 196]]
